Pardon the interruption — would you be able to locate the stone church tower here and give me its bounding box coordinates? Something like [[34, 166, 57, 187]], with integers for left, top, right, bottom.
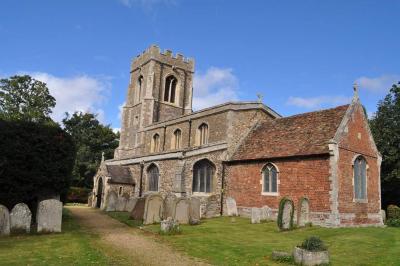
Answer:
[[116, 45, 195, 159]]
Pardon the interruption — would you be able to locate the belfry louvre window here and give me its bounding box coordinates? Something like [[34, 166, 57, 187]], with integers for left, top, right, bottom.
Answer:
[[262, 163, 278, 193], [354, 156, 367, 200], [137, 75, 143, 102], [164, 75, 177, 103], [151, 133, 160, 153], [192, 159, 214, 193], [147, 164, 159, 192], [198, 123, 209, 145], [173, 129, 182, 149]]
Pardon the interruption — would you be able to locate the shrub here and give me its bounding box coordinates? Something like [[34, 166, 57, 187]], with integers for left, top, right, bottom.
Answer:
[[277, 197, 295, 230], [387, 205, 400, 219], [299, 236, 327, 252], [66, 187, 91, 203], [386, 218, 400, 227]]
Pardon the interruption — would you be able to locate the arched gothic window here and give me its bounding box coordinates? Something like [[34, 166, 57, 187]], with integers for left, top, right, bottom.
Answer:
[[262, 163, 278, 193], [192, 159, 215, 193], [198, 123, 209, 146], [172, 129, 182, 149], [151, 133, 160, 153], [147, 164, 159, 192], [137, 75, 144, 103], [164, 75, 177, 103], [354, 156, 367, 200]]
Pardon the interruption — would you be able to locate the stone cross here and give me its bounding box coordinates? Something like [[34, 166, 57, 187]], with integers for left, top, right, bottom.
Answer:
[[257, 93, 263, 103]]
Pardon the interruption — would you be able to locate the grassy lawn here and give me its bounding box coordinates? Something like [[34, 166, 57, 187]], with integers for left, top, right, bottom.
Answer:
[[107, 212, 400, 266], [0, 208, 109, 266]]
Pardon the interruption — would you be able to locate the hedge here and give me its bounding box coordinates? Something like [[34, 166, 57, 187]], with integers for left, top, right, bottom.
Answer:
[[67, 186, 91, 203], [387, 205, 400, 219]]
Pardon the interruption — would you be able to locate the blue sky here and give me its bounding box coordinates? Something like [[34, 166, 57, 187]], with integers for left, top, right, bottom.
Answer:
[[1, 0, 399, 130]]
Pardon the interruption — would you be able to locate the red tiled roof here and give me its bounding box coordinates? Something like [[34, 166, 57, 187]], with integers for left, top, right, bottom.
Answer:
[[231, 105, 349, 161]]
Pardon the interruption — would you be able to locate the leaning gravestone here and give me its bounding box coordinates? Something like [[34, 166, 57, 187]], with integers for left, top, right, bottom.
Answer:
[[173, 198, 190, 224], [10, 203, 31, 233], [106, 191, 118, 212], [125, 197, 137, 212], [189, 197, 201, 224], [130, 197, 146, 221], [298, 198, 310, 227], [226, 197, 238, 216], [163, 194, 177, 219], [251, 207, 261, 224], [143, 194, 164, 225], [116, 196, 127, 212], [0, 205, 10, 236], [260, 206, 271, 221], [37, 199, 62, 233], [282, 201, 293, 230]]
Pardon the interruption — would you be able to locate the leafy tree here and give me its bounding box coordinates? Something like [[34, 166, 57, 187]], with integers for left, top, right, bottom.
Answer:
[[62, 112, 119, 188], [0, 75, 56, 122], [370, 82, 400, 208]]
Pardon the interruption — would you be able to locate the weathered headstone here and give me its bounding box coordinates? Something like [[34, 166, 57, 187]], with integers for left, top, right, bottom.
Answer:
[[87, 192, 93, 207], [125, 197, 137, 212], [298, 199, 310, 227], [189, 197, 201, 224], [163, 194, 177, 219], [173, 198, 190, 224], [10, 203, 31, 233], [226, 197, 238, 216], [106, 191, 118, 212], [205, 195, 220, 218], [260, 205, 271, 221], [0, 205, 10, 236], [130, 197, 146, 220], [116, 197, 127, 212], [251, 207, 261, 224], [37, 199, 62, 233], [282, 201, 293, 229], [143, 194, 164, 224], [160, 217, 180, 233]]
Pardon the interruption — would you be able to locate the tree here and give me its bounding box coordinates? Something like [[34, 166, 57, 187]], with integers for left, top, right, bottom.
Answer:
[[370, 82, 400, 208], [62, 112, 119, 188], [0, 75, 56, 122]]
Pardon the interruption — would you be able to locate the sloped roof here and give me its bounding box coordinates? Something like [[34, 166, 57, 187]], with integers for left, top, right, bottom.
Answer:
[[106, 165, 135, 185], [231, 105, 349, 161]]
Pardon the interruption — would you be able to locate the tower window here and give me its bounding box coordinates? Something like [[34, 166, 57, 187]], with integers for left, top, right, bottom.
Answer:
[[151, 133, 160, 153], [137, 75, 143, 103], [172, 129, 182, 149], [197, 123, 209, 146], [164, 75, 177, 103]]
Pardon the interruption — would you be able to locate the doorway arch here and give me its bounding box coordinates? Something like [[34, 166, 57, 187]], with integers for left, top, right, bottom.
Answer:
[[96, 177, 103, 208]]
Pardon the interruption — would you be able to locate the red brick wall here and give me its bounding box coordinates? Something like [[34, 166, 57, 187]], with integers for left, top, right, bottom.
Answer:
[[226, 156, 331, 213], [337, 104, 381, 225]]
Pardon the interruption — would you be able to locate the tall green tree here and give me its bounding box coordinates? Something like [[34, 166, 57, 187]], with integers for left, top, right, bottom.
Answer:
[[62, 112, 119, 188], [0, 75, 56, 122], [370, 82, 400, 208]]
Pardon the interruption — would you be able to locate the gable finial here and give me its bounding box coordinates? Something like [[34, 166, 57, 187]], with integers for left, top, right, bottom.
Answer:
[[353, 82, 359, 95], [256, 93, 263, 103], [101, 151, 105, 162]]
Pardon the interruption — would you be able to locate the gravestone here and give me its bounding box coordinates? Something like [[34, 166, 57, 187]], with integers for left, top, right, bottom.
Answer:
[[116, 196, 127, 212], [10, 203, 31, 233], [87, 193, 93, 207], [106, 191, 118, 212], [282, 201, 293, 229], [130, 197, 146, 221], [173, 198, 190, 224], [125, 197, 137, 212], [163, 194, 177, 219], [298, 199, 310, 227], [226, 197, 238, 216], [189, 197, 201, 224], [251, 207, 261, 224], [143, 194, 164, 225], [205, 195, 220, 218], [0, 205, 10, 236], [260, 206, 272, 221], [37, 199, 62, 233], [160, 217, 180, 233]]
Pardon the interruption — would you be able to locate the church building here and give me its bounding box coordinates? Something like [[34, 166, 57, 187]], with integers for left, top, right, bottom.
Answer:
[[91, 45, 383, 227]]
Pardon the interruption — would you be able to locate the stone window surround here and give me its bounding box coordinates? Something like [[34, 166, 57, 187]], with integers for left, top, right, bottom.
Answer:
[[196, 122, 209, 146], [171, 128, 182, 150], [162, 73, 181, 107], [260, 162, 280, 196], [191, 158, 217, 195], [351, 154, 369, 203], [151, 133, 161, 153], [146, 163, 161, 192]]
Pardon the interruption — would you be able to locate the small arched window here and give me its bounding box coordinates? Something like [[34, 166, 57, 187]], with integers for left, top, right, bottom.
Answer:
[[147, 164, 159, 192], [172, 129, 182, 150], [198, 123, 209, 146], [354, 156, 367, 200], [164, 75, 177, 103], [151, 133, 160, 153], [262, 163, 278, 193], [192, 159, 215, 193], [137, 75, 144, 103]]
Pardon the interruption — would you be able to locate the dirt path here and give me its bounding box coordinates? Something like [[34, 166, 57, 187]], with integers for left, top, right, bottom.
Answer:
[[67, 206, 210, 266]]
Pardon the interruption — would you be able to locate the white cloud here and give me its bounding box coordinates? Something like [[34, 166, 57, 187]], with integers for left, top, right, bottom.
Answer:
[[287, 96, 351, 109], [118, 102, 125, 120], [113, 128, 121, 133], [193, 67, 239, 110], [118, 0, 177, 9], [356, 74, 400, 93], [28, 72, 110, 123]]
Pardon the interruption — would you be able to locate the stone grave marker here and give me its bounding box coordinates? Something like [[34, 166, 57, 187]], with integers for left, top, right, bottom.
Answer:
[[10, 203, 31, 233], [251, 207, 261, 224], [125, 197, 137, 212], [106, 191, 118, 212], [163, 194, 177, 219], [130, 197, 146, 221], [37, 199, 62, 233], [0, 205, 10, 236], [189, 197, 201, 224], [205, 195, 219, 218], [260, 206, 271, 221], [143, 194, 164, 225], [160, 217, 179, 233], [87, 192, 93, 207], [282, 201, 293, 229], [298, 198, 310, 227], [173, 198, 190, 224], [116, 196, 127, 212], [226, 197, 238, 216]]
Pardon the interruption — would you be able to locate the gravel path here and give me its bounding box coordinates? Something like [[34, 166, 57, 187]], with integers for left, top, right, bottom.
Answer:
[[67, 206, 210, 266]]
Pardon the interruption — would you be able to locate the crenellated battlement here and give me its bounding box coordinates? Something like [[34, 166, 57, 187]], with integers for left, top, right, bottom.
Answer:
[[131, 45, 194, 72]]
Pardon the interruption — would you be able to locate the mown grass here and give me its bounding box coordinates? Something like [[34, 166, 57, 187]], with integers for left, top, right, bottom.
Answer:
[[0, 208, 109, 266], [107, 212, 400, 266]]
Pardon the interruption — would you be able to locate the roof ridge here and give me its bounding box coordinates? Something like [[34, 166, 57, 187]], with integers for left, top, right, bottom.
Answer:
[[279, 104, 350, 120]]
